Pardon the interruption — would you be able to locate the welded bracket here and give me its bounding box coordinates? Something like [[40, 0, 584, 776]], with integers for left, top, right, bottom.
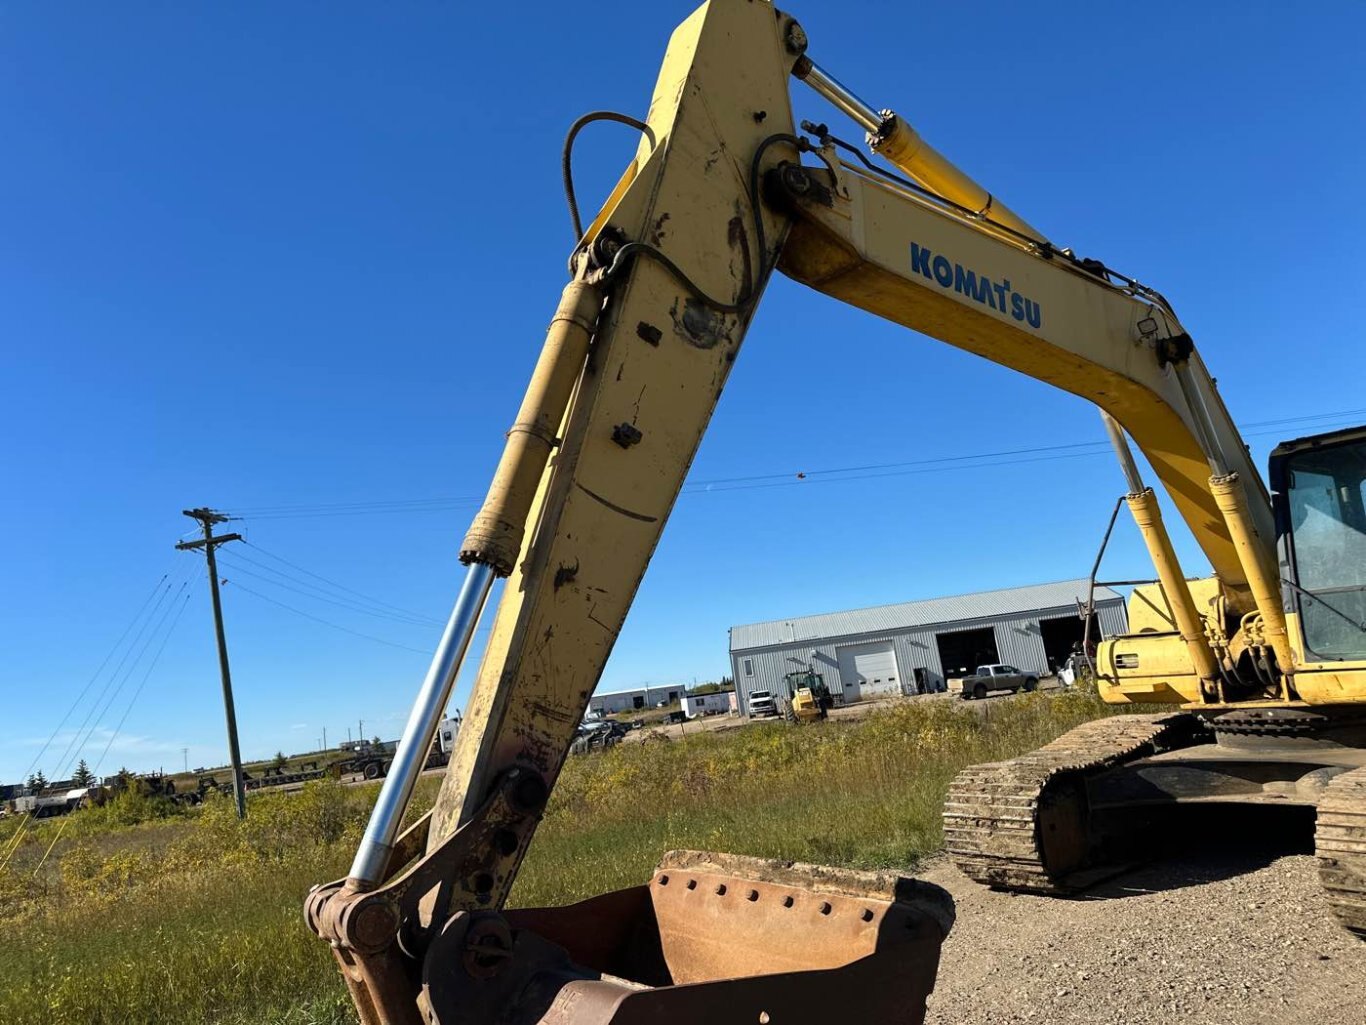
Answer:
[[305, 769, 549, 1025]]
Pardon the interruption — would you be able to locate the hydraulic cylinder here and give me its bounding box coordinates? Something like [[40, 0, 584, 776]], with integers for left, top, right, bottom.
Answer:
[[1210, 472, 1295, 673], [461, 278, 603, 576]]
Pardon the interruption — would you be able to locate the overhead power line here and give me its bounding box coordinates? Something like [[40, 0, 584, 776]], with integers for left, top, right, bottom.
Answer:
[[226, 582, 432, 655], [30, 589, 193, 879], [46, 569, 190, 783], [217, 406, 1366, 518], [17, 567, 173, 785], [236, 541, 445, 626], [216, 553, 442, 629], [59, 575, 193, 782]]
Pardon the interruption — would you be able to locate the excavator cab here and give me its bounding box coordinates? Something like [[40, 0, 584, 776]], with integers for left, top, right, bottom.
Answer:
[[1272, 425, 1366, 668]]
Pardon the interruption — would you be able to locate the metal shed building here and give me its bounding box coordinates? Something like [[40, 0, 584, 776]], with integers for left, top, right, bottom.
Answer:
[[588, 683, 687, 716], [728, 579, 1126, 715]]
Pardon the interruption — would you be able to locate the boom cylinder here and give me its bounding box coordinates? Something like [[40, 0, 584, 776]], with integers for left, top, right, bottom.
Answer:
[[793, 58, 1046, 244], [1102, 413, 1220, 684], [1168, 358, 1293, 677], [1210, 473, 1295, 674], [461, 278, 604, 575]]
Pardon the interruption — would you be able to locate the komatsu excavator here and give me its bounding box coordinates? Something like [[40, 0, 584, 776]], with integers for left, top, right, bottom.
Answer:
[[306, 3, 1366, 1022]]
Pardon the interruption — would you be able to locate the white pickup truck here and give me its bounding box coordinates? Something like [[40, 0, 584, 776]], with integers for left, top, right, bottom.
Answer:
[[959, 664, 1039, 700]]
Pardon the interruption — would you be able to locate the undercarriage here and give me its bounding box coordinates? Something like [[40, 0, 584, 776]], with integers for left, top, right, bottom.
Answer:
[[944, 709, 1366, 937]]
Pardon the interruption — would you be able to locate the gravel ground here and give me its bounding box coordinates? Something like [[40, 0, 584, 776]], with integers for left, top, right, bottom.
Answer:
[[919, 852, 1366, 1025]]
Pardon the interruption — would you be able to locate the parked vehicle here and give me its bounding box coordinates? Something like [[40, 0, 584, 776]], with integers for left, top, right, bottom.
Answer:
[[784, 670, 831, 723], [747, 689, 778, 718], [570, 716, 631, 755], [959, 664, 1039, 700], [9, 786, 98, 819], [1057, 653, 1096, 690], [337, 715, 461, 780]]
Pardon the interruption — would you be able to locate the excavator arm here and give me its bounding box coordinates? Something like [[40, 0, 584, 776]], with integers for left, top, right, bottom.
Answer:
[[307, 2, 1320, 1022]]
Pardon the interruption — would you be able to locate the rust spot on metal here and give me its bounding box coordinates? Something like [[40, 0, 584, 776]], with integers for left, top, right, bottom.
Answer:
[[673, 298, 728, 349], [553, 560, 579, 591], [650, 212, 671, 245]]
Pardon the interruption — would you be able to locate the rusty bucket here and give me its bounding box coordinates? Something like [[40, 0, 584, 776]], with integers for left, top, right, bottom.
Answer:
[[421, 850, 954, 1025]]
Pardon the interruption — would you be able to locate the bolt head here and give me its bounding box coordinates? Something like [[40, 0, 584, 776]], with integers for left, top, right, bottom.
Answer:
[[781, 164, 810, 195]]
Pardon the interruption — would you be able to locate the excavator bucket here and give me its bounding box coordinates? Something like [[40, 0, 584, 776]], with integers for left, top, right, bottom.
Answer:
[[421, 850, 954, 1025]]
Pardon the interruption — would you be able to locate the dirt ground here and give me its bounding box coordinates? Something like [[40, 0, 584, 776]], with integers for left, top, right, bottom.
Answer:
[[919, 850, 1366, 1025]]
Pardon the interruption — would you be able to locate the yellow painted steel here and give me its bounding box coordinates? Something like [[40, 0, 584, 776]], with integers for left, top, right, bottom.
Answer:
[[775, 162, 1268, 612], [461, 279, 604, 576], [1209, 472, 1295, 672], [1095, 630, 1203, 705], [1285, 612, 1366, 704], [1122, 489, 1220, 686], [870, 113, 1046, 244], [430, 0, 804, 853]]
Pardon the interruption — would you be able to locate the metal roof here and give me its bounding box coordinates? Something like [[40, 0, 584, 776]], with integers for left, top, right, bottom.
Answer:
[[729, 579, 1122, 652]]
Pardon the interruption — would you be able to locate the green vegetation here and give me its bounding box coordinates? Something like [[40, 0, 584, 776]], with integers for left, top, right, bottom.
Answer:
[[0, 689, 1123, 1025]]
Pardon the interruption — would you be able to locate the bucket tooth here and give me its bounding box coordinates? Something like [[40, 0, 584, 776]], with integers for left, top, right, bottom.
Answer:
[[421, 850, 953, 1025]]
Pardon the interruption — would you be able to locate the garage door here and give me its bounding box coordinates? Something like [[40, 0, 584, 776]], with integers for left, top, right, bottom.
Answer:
[[837, 641, 901, 701]]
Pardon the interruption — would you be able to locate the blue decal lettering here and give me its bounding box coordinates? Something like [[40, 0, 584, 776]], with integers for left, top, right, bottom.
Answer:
[[953, 264, 990, 304], [911, 243, 933, 280], [992, 280, 1009, 311], [910, 241, 1042, 329]]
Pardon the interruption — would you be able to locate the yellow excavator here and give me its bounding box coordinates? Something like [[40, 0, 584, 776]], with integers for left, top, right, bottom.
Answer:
[[306, 3, 1366, 1022]]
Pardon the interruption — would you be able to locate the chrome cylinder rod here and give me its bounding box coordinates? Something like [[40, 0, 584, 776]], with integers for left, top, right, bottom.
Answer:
[[795, 59, 881, 133], [1100, 411, 1146, 494], [348, 561, 496, 887]]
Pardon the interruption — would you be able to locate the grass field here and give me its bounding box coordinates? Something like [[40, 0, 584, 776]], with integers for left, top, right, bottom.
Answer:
[[0, 689, 1122, 1025]]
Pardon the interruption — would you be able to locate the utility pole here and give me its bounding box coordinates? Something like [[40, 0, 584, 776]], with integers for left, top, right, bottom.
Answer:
[[322, 726, 327, 752], [176, 507, 246, 819], [359, 719, 364, 744]]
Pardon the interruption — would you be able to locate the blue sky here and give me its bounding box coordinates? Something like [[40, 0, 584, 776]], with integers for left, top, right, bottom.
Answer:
[[3, 2, 1364, 783]]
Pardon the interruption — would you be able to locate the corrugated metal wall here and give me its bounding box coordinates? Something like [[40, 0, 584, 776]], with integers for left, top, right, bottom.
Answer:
[[730, 599, 1129, 714]]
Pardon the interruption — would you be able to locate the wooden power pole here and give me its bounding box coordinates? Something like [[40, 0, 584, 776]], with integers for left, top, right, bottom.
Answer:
[[176, 507, 246, 819]]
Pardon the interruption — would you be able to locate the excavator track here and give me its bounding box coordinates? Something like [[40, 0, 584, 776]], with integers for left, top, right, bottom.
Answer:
[[1318, 765, 1366, 937], [943, 712, 1211, 894]]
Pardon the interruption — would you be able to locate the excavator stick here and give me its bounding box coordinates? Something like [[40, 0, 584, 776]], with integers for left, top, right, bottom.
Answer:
[[307, 3, 955, 1023]]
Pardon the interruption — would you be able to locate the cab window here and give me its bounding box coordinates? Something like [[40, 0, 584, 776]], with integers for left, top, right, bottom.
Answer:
[[1285, 438, 1366, 659]]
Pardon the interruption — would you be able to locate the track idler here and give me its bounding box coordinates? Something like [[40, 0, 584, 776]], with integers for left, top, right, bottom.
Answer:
[[420, 850, 954, 1025]]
